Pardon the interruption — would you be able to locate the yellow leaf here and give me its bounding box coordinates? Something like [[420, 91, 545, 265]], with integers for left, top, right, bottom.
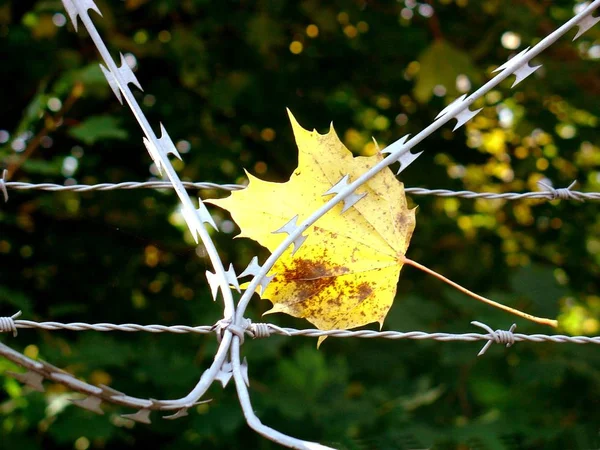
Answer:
[[207, 110, 416, 337]]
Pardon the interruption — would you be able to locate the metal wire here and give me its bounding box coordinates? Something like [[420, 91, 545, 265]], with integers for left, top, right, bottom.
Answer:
[[4, 315, 600, 347], [0, 169, 8, 202], [5, 180, 597, 201], [2, 1, 599, 448], [14, 320, 214, 334], [2, 313, 598, 427], [5, 180, 245, 192]]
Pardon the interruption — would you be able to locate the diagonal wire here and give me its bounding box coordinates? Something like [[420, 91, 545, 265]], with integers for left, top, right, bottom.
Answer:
[[57, 0, 238, 418]]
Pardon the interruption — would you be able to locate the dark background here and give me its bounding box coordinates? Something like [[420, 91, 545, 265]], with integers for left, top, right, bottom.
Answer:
[[1, 1, 600, 449]]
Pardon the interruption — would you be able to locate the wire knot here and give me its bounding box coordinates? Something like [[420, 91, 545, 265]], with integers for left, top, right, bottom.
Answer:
[[248, 322, 272, 339], [471, 321, 517, 356], [0, 311, 21, 337], [212, 318, 252, 345], [212, 319, 291, 343], [1, 169, 8, 203], [537, 179, 582, 201]]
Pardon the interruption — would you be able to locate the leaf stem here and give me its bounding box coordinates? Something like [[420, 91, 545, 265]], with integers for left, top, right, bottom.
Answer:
[[401, 257, 558, 328]]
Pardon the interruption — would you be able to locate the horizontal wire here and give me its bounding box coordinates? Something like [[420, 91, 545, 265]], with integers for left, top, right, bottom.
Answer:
[[5, 181, 245, 192], [6, 318, 600, 346], [281, 328, 600, 345], [4, 180, 599, 201], [405, 187, 594, 201], [15, 320, 213, 334]]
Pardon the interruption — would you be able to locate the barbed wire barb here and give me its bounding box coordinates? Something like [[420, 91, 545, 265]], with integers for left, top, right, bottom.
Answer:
[[537, 179, 583, 201], [0, 311, 21, 337], [0, 169, 8, 203], [471, 321, 517, 356]]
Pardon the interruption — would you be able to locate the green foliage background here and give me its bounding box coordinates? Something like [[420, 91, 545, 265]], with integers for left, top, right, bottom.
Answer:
[[1, 1, 600, 449]]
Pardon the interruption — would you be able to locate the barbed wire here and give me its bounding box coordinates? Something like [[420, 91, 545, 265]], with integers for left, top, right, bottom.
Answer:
[[2, 312, 598, 428], [15, 321, 214, 335], [2, 313, 599, 350], [3, 178, 597, 202], [2, 1, 599, 448], [4, 180, 245, 193]]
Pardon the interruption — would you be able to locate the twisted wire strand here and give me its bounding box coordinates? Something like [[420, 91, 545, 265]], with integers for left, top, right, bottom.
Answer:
[[5, 181, 599, 201], [279, 328, 600, 345], [4, 317, 600, 346], [5, 181, 245, 192], [14, 320, 213, 334], [405, 187, 593, 201]]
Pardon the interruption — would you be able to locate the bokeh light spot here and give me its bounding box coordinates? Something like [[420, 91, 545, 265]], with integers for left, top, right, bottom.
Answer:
[[74, 437, 90, 450], [306, 24, 319, 38], [289, 41, 303, 54], [501, 31, 521, 50], [260, 128, 276, 141]]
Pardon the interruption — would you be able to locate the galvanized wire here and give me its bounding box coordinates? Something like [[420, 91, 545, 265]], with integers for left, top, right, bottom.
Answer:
[[3, 313, 598, 426], [4, 180, 245, 193], [4, 180, 597, 201], [1, 1, 599, 448], [14, 320, 214, 334], [4, 315, 600, 347]]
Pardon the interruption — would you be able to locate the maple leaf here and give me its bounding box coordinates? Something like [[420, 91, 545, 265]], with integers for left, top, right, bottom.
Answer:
[[208, 111, 557, 338], [208, 110, 415, 334]]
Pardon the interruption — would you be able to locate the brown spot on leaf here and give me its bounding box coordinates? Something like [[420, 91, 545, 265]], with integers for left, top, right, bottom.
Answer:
[[356, 282, 373, 300], [327, 297, 342, 306], [280, 258, 349, 304], [396, 212, 409, 229], [285, 258, 342, 280]]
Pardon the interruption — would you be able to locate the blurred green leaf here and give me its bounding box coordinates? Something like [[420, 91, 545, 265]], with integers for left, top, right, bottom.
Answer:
[[21, 157, 63, 175], [510, 264, 566, 315], [68, 115, 128, 145], [414, 40, 482, 104], [0, 286, 33, 316], [47, 406, 116, 444]]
